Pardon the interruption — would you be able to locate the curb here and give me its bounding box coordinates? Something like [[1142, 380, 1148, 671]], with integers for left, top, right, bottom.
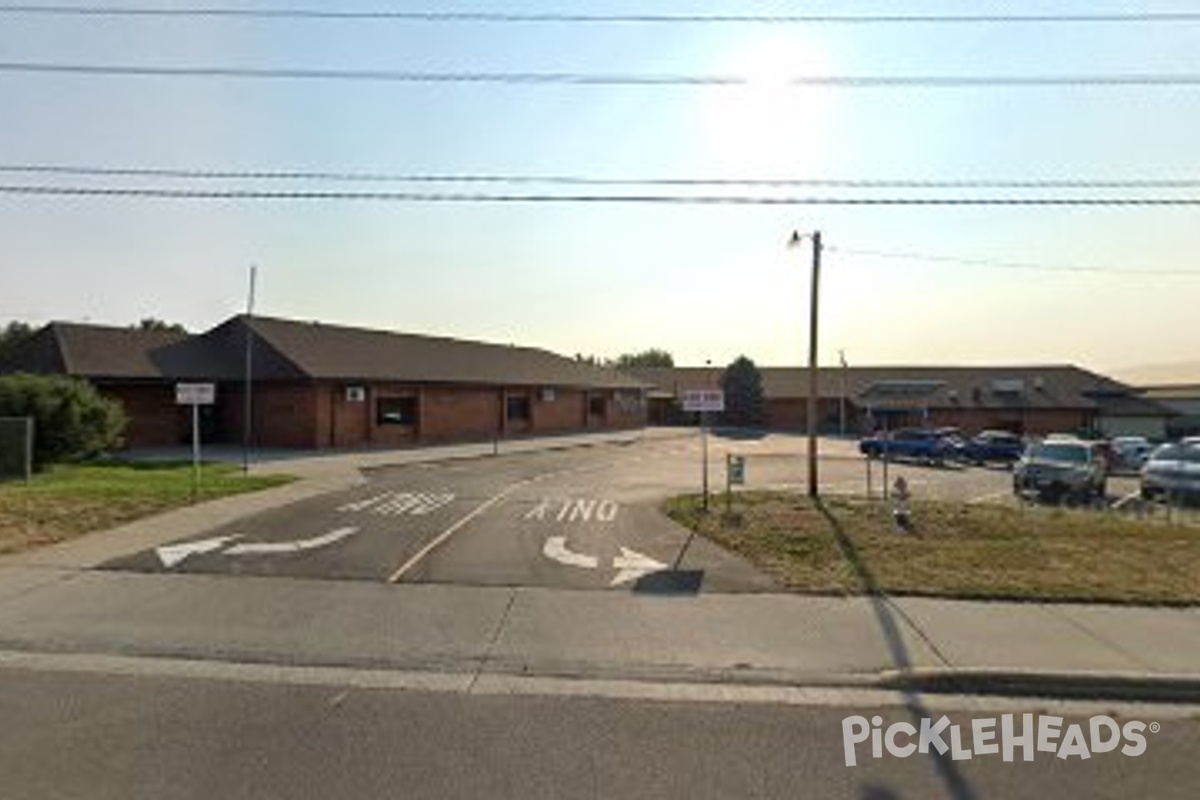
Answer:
[[878, 668, 1200, 704]]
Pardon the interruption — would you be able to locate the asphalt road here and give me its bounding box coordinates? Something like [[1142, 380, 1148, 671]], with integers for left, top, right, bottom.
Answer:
[[101, 434, 1142, 590], [2, 665, 1197, 800]]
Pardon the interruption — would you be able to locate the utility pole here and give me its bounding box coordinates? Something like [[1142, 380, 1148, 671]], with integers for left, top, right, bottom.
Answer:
[[807, 232, 822, 498], [791, 230, 823, 499]]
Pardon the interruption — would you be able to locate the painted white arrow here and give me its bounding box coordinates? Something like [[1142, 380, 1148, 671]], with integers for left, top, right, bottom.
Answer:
[[542, 536, 599, 569], [156, 535, 241, 568], [223, 527, 359, 556], [610, 547, 667, 586]]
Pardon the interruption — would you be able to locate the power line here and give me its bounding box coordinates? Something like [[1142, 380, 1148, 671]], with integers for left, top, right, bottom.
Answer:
[[830, 246, 1200, 276], [4, 164, 1200, 190], [3, 183, 1200, 205], [4, 61, 1200, 87], [1, 6, 1198, 25]]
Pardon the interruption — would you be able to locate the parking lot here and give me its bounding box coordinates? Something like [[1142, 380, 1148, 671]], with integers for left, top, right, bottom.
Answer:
[[102, 431, 1171, 592]]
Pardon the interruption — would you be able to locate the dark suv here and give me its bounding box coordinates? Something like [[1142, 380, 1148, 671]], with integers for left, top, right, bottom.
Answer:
[[960, 430, 1025, 466]]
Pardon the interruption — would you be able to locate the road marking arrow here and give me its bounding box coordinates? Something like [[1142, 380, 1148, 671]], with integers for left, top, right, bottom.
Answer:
[[610, 547, 667, 586], [542, 535, 599, 569], [223, 527, 359, 556], [155, 535, 241, 568]]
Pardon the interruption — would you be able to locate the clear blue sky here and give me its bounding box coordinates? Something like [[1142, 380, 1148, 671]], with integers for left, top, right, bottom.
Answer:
[[2, 1, 1198, 373]]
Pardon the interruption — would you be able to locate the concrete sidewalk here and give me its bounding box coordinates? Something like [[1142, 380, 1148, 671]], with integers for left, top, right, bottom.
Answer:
[[0, 563, 1197, 701]]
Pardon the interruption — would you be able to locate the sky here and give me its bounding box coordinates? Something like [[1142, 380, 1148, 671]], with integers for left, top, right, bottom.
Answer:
[[2, 1, 1199, 375]]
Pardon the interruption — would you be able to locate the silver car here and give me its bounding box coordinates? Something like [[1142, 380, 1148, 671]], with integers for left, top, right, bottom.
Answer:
[[1111, 436, 1156, 473], [1013, 439, 1108, 503], [1141, 442, 1200, 503]]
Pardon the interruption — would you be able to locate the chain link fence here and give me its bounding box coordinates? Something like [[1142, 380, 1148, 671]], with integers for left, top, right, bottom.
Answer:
[[0, 417, 33, 482]]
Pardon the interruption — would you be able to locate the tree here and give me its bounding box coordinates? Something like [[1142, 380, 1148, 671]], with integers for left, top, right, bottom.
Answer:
[[0, 374, 127, 467], [720, 356, 765, 427], [614, 349, 674, 369], [134, 318, 187, 333], [0, 321, 34, 363]]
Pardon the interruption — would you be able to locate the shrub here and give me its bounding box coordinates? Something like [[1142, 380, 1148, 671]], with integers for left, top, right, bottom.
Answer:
[[0, 374, 127, 467]]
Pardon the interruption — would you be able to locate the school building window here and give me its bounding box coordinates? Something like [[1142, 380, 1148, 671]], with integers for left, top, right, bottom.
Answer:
[[377, 396, 418, 426], [506, 395, 531, 422]]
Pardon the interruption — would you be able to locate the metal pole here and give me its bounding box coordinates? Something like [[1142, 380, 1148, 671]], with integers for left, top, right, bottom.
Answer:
[[191, 403, 200, 503], [882, 414, 891, 500], [726, 452, 732, 516], [806, 231, 822, 498], [702, 409, 709, 511], [24, 416, 33, 483], [839, 349, 847, 438], [242, 264, 257, 475]]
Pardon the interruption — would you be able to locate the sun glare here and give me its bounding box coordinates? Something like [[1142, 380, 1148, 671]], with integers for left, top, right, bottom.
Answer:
[[698, 36, 838, 176]]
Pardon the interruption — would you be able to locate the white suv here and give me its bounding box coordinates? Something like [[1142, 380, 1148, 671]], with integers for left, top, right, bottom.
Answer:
[[1014, 439, 1109, 503]]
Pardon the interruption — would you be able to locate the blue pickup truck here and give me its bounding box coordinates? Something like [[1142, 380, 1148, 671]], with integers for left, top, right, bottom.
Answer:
[[859, 428, 960, 465]]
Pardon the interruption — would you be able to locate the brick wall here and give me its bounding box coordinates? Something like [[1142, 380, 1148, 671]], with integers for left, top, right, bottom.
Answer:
[[531, 388, 585, 433], [928, 407, 1092, 436], [420, 386, 502, 443], [102, 384, 185, 447], [322, 384, 370, 447], [250, 383, 321, 449], [765, 398, 843, 432]]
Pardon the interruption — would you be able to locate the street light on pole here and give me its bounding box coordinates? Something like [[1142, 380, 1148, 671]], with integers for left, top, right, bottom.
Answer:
[[789, 229, 822, 499]]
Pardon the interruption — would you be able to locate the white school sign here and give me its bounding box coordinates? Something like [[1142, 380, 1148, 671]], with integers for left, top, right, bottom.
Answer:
[[175, 383, 216, 406], [682, 389, 724, 413]]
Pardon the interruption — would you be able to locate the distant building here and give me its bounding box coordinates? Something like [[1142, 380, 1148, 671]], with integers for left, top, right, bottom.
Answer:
[[1138, 385, 1200, 439], [633, 365, 1174, 438], [0, 315, 648, 449]]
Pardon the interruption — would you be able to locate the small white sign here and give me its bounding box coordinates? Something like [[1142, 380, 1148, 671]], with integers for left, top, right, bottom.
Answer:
[[729, 456, 746, 485], [175, 382, 216, 406], [682, 389, 724, 413]]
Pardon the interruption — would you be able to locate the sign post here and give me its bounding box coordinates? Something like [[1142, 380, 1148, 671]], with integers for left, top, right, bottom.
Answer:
[[176, 383, 216, 503], [726, 453, 745, 516], [682, 389, 725, 512]]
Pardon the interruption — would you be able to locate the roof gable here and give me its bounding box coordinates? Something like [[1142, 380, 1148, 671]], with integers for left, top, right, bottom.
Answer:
[[0, 322, 187, 379]]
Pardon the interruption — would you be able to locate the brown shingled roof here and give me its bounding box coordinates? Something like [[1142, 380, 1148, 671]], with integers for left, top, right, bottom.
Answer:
[[630, 364, 1146, 411], [2, 316, 646, 391], [244, 316, 644, 389], [0, 322, 188, 379]]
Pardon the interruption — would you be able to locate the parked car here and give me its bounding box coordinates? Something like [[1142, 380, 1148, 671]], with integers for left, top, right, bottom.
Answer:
[[859, 428, 959, 465], [959, 430, 1025, 466], [1140, 442, 1200, 503], [1110, 436, 1156, 472], [1013, 438, 1108, 503]]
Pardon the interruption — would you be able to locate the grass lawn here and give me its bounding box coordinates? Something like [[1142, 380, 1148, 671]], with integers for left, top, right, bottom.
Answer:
[[667, 492, 1200, 605], [0, 461, 295, 555]]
